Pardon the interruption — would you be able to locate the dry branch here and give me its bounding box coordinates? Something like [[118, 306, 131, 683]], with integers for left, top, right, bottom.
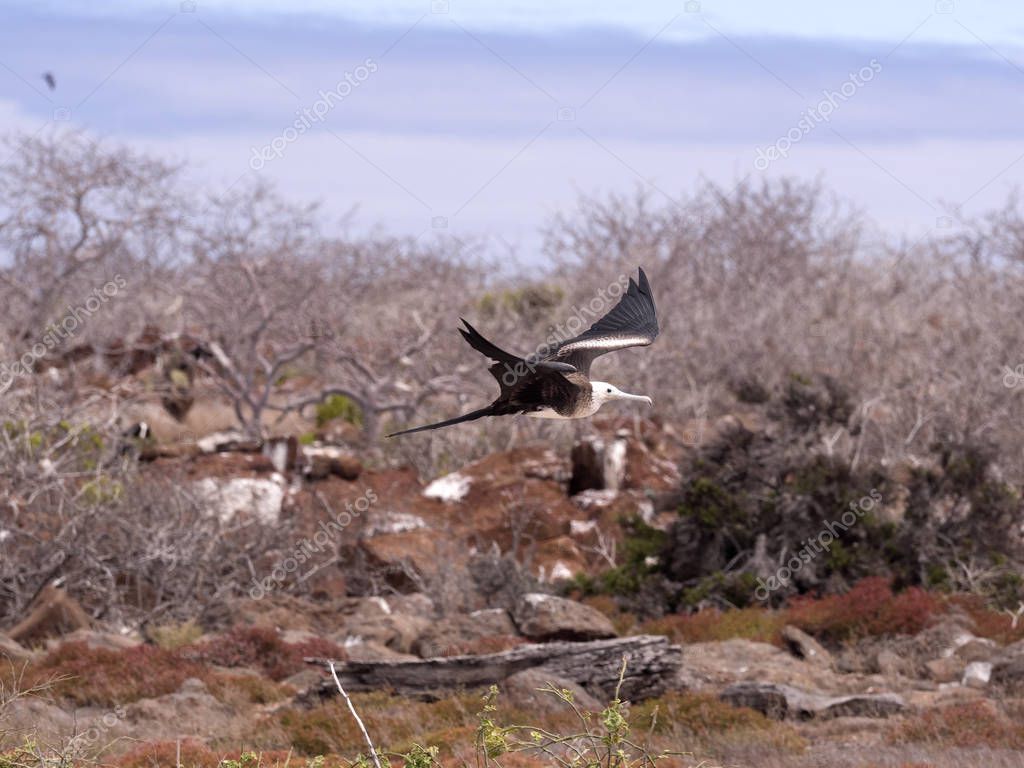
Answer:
[[305, 635, 682, 703]]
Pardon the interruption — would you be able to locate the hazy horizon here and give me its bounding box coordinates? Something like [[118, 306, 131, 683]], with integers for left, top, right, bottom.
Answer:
[[4, 0, 1024, 258]]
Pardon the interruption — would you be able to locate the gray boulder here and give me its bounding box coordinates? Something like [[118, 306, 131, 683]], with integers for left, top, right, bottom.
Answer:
[[511, 593, 617, 641], [414, 609, 517, 657], [720, 681, 906, 720], [780, 625, 833, 667]]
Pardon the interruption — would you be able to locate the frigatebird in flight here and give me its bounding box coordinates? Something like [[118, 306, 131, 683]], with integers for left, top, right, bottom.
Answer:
[[387, 267, 659, 437]]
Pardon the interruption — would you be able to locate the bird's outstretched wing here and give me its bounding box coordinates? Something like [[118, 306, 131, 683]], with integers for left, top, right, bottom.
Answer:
[[542, 267, 659, 376], [459, 317, 576, 385]]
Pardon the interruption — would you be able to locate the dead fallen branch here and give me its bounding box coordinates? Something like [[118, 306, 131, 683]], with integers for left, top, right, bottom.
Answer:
[[305, 634, 682, 703]]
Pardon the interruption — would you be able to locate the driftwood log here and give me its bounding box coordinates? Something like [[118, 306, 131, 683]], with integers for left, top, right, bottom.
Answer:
[[305, 634, 682, 703]]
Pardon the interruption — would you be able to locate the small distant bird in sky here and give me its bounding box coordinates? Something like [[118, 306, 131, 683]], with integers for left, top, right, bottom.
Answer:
[[388, 267, 659, 437], [43, 72, 56, 90]]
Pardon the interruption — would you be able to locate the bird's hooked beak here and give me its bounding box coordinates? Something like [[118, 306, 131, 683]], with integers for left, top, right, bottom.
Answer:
[[618, 391, 653, 406]]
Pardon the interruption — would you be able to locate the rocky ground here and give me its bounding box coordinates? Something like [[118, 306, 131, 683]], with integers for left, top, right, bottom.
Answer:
[[4, 402, 1024, 767], [3, 587, 1024, 768]]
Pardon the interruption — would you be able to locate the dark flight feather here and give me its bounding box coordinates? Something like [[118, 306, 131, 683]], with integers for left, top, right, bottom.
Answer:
[[545, 267, 659, 375]]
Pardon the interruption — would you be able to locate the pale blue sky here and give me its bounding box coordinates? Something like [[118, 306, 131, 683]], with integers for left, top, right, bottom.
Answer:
[[4, 1, 1024, 256], [25, 0, 1024, 47]]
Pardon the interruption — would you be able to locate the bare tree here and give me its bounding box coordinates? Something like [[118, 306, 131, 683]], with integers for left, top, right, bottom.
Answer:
[[0, 130, 184, 356]]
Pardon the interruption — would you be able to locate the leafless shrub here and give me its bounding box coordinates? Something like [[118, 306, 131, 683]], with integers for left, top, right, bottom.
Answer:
[[3, 132, 1023, 480], [0, 130, 184, 360], [0, 379, 296, 628], [537, 178, 1024, 483], [3, 130, 1024, 622]]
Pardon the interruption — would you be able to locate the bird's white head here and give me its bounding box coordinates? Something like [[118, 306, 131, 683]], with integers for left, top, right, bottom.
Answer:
[[590, 381, 653, 410]]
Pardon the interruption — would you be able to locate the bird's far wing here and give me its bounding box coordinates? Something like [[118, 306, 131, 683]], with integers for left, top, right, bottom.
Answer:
[[460, 318, 578, 393], [544, 267, 659, 375]]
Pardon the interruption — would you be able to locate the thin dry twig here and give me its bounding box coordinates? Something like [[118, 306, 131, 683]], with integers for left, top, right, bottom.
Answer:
[[328, 660, 383, 768]]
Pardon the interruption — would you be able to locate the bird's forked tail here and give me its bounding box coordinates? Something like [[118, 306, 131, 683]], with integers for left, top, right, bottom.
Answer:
[[386, 405, 495, 437]]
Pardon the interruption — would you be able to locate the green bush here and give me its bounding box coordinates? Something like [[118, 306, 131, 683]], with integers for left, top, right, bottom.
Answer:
[[316, 394, 363, 428]]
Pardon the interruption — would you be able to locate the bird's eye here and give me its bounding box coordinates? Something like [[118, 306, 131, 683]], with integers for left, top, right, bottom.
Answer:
[[607, 388, 612, 393]]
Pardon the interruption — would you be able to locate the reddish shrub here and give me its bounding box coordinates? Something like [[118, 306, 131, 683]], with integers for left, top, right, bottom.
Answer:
[[641, 607, 784, 645], [276, 692, 484, 757], [24, 641, 205, 707], [115, 742, 298, 768], [642, 578, 948, 647], [115, 740, 220, 768], [786, 577, 940, 642], [947, 593, 1024, 645], [889, 701, 1024, 749], [183, 626, 346, 681], [204, 671, 294, 704]]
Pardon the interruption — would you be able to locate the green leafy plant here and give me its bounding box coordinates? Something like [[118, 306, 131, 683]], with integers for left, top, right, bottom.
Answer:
[[316, 394, 363, 428]]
